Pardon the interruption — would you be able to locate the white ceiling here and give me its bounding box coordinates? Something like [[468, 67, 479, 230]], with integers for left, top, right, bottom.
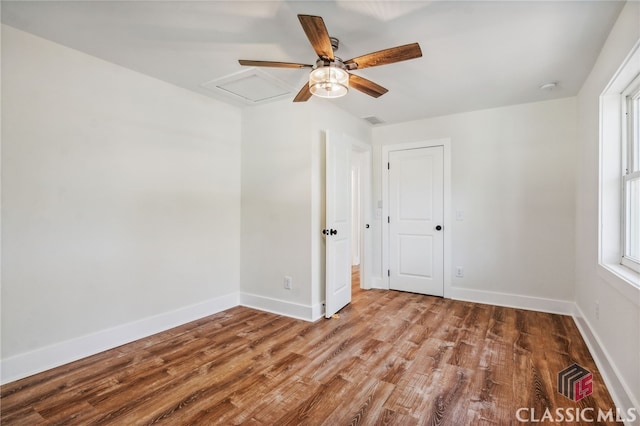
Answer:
[[1, 0, 625, 125]]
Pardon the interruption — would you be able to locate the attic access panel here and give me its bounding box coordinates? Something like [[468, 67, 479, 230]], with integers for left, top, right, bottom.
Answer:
[[201, 68, 293, 105]]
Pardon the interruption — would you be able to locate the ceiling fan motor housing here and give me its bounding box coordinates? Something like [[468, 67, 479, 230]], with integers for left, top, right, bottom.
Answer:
[[329, 36, 340, 52]]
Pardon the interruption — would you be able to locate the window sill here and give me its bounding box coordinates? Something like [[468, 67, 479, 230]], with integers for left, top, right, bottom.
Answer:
[[597, 263, 640, 306]]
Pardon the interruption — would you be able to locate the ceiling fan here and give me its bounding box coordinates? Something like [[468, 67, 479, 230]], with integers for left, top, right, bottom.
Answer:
[[238, 14, 422, 102]]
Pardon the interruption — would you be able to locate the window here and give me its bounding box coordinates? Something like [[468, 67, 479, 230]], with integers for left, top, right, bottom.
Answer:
[[599, 40, 640, 292], [622, 78, 640, 273]]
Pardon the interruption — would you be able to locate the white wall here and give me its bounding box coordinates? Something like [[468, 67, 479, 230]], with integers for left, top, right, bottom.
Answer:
[[241, 99, 370, 320], [575, 1, 640, 414], [372, 98, 577, 306], [1, 25, 241, 380], [240, 101, 314, 317]]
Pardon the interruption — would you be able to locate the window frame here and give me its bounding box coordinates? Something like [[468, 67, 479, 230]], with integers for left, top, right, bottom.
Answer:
[[598, 39, 640, 299], [621, 76, 640, 273]]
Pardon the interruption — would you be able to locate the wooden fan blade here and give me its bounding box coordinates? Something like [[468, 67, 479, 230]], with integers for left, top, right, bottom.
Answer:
[[349, 74, 388, 98], [345, 43, 422, 69], [298, 15, 334, 61], [293, 82, 312, 102], [238, 60, 312, 69]]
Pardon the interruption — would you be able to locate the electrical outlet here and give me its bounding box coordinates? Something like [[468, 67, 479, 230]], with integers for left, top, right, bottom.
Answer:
[[595, 300, 600, 320], [284, 276, 292, 290], [455, 267, 464, 278]]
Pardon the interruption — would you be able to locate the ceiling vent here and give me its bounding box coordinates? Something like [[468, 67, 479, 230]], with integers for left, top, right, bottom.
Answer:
[[363, 116, 385, 125], [201, 69, 293, 105]]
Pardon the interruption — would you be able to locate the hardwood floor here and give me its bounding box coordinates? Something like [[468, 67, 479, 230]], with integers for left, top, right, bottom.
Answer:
[[1, 267, 621, 425]]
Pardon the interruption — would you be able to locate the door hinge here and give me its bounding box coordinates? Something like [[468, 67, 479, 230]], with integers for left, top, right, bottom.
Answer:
[[387, 216, 390, 223], [387, 269, 390, 277]]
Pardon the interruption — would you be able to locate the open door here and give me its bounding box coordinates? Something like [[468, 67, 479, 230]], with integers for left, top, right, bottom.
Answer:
[[325, 132, 351, 318]]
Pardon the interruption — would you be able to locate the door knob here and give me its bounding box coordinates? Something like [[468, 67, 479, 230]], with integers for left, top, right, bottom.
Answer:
[[330, 229, 337, 235], [435, 225, 443, 231], [322, 229, 328, 235]]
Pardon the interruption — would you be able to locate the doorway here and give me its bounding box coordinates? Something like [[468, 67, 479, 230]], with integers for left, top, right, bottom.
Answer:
[[324, 133, 372, 318], [350, 142, 372, 291]]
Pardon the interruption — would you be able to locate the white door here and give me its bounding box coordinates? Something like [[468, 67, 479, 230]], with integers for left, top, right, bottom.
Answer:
[[325, 132, 352, 318], [388, 146, 444, 296]]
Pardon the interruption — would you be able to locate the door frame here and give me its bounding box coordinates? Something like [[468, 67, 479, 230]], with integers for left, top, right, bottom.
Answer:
[[349, 136, 373, 290], [381, 139, 452, 298]]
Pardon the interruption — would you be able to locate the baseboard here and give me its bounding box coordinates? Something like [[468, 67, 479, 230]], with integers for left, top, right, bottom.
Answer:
[[310, 302, 325, 321], [573, 305, 640, 426], [0, 292, 239, 385], [371, 276, 386, 290], [239, 292, 319, 322], [448, 286, 575, 315]]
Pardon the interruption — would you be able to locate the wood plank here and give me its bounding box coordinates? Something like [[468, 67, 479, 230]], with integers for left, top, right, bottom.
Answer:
[[319, 375, 392, 426]]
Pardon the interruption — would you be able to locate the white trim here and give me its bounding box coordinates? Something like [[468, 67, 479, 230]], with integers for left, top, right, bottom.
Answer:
[[371, 276, 385, 290], [0, 292, 239, 385], [573, 305, 640, 426], [597, 264, 640, 306], [348, 136, 373, 291], [598, 39, 640, 300], [449, 286, 575, 315], [240, 292, 320, 322], [601, 39, 640, 97], [381, 139, 452, 297], [310, 302, 324, 321]]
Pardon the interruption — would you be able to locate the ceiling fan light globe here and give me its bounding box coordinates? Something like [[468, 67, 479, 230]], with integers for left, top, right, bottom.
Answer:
[[309, 65, 349, 98]]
